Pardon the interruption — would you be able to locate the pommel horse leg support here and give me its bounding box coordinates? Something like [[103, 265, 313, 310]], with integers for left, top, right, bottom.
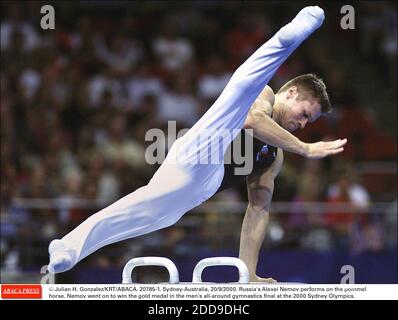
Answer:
[[192, 257, 250, 284], [122, 257, 179, 284]]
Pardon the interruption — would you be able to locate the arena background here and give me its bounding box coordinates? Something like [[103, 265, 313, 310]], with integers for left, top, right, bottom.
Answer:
[[1, 1, 396, 284]]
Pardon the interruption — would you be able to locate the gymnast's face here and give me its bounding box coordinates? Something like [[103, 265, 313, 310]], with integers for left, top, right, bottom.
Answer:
[[276, 86, 322, 132]]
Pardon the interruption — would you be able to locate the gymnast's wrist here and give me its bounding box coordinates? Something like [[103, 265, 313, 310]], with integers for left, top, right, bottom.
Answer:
[[292, 139, 308, 157]]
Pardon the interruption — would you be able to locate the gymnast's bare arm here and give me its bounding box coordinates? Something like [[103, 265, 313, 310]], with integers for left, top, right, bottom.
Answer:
[[239, 148, 284, 283], [244, 86, 346, 159]]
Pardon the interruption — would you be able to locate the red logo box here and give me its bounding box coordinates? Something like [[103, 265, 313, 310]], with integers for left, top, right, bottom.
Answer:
[[1, 285, 42, 299]]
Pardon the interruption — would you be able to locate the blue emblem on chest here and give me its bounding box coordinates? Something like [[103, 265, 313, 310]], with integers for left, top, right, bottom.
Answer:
[[256, 144, 269, 161]]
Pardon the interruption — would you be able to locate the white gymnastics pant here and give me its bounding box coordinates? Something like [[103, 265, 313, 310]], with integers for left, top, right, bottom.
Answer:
[[52, 7, 325, 269]]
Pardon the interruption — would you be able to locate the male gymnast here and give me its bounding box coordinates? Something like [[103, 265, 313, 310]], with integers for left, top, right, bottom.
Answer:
[[48, 6, 347, 281]]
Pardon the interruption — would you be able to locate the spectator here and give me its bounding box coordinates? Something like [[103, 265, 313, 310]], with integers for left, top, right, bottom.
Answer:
[[1, 4, 40, 53], [152, 20, 194, 72], [197, 55, 232, 103], [156, 73, 199, 127], [126, 61, 165, 111]]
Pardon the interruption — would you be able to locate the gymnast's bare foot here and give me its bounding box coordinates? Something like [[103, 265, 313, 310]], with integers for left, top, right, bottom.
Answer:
[[251, 275, 277, 283]]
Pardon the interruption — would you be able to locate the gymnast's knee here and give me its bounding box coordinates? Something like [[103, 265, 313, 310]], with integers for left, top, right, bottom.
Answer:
[[146, 210, 185, 230]]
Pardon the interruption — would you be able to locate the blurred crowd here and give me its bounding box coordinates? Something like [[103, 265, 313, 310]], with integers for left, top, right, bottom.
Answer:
[[1, 1, 396, 273]]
